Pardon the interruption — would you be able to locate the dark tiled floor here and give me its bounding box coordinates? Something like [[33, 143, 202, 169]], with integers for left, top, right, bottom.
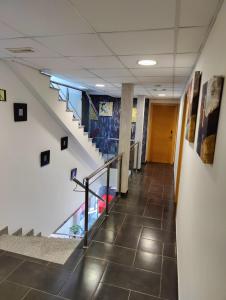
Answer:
[[0, 163, 178, 300]]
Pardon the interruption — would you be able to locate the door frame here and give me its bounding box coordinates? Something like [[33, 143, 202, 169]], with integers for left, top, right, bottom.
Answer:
[[175, 95, 188, 202], [146, 102, 179, 164]]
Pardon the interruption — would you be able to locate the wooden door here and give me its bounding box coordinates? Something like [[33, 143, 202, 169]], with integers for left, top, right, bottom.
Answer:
[[147, 104, 178, 164]]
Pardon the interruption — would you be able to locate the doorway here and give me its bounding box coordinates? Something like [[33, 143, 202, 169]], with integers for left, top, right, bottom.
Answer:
[[147, 103, 179, 164]]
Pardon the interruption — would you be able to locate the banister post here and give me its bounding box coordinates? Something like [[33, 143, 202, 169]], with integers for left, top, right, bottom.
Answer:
[[84, 178, 89, 248]]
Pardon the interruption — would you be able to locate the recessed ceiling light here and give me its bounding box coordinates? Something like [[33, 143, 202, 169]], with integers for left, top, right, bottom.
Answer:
[[158, 93, 166, 97], [95, 84, 105, 87], [138, 59, 157, 66]]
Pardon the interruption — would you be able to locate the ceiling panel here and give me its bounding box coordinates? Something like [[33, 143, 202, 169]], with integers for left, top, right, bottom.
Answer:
[[36, 34, 112, 57], [101, 30, 175, 55], [180, 0, 220, 27], [72, 0, 176, 32], [0, 0, 92, 36], [21, 57, 81, 70], [136, 76, 174, 84], [177, 27, 206, 53], [0, 38, 60, 57], [174, 67, 192, 76], [119, 54, 174, 68], [68, 56, 124, 69], [0, 20, 23, 39], [107, 77, 137, 84], [175, 53, 198, 67], [174, 76, 189, 84], [90, 68, 131, 78], [130, 68, 173, 77]]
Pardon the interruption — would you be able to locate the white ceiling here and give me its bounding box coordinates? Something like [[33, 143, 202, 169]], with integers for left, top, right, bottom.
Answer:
[[0, 0, 222, 98]]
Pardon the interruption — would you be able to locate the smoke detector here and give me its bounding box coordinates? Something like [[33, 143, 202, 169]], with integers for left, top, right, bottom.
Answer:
[[5, 47, 35, 54]]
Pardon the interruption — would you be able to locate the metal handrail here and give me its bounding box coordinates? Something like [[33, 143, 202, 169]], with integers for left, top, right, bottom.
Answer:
[[84, 153, 123, 181], [51, 80, 98, 118], [86, 92, 99, 118], [130, 141, 139, 150], [72, 177, 105, 203]]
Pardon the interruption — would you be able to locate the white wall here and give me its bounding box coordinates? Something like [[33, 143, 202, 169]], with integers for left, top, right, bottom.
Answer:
[[0, 60, 99, 236], [175, 2, 226, 299]]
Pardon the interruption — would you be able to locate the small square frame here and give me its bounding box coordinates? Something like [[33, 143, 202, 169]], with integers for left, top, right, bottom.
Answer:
[[0, 88, 6, 102], [61, 136, 68, 150], [71, 168, 77, 180], [14, 103, 27, 122], [40, 150, 50, 167]]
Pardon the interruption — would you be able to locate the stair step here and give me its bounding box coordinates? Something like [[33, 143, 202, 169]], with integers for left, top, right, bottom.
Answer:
[[0, 226, 8, 236], [13, 228, 22, 236], [25, 229, 34, 236], [36, 232, 42, 237], [49, 85, 60, 91]]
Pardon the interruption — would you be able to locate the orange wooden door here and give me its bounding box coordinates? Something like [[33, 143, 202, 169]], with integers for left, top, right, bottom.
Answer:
[[148, 104, 178, 164]]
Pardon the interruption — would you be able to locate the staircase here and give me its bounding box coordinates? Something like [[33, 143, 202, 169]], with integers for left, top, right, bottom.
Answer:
[[0, 226, 80, 264], [6, 61, 104, 167]]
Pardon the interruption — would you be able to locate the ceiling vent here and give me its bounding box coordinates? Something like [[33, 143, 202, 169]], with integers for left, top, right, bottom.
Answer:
[[5, 47, 35, 54]]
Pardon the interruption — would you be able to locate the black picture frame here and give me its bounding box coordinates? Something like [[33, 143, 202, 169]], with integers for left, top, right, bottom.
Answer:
[[40, 150, 50, 167], [0, 88, 6, 102], [71, 168, 77, 180], [14, 103, 27, 122], [61, 136, 68, 150]]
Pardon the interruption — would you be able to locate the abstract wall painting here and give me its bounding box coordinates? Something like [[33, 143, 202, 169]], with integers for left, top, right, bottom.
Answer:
[[61, 136, 68, 150], [40, 150, 50, 167], [14, 103, 27, 122], [186, 71, 202, 143], [0, 88, 6, 101], [99, 102, 113, 117], [196, 76, 224, 164]]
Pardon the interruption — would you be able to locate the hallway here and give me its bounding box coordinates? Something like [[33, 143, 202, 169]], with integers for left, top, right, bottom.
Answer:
[[0, 164, 177, 300]]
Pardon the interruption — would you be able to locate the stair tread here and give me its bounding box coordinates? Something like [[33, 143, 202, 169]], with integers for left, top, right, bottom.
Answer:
[[0, 235, 81, 264], [0, 226, 8, 236], [13, 228, 22, 236]]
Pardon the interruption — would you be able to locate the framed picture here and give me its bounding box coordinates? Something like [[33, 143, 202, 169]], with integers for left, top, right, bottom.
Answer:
[[14, 103, 27, 122], [40, 150, 50, 167], [61, 136, 68, 150], [71, 168, 77, 180], [196, 76, 224, 164], [0, 88, 6, 102], [99, 102, 113, 117], [186, 71, 202, 143]]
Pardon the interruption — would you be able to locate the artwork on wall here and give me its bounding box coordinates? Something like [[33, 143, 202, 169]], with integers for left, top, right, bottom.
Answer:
[[61, 136, 68, 150], [132, 107, 137, 123], [71, 168, 77, 180], [40, 150, 50, 167], [99, 102, 113, 117], [186, 71, 202, 143], [14, 103, 27, 122], [0, 88, 6, 101], [196, 76, 224, 164]]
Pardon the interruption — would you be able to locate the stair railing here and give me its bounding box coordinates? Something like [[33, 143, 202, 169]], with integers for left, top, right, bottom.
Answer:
[[72, 153, 123, 248]]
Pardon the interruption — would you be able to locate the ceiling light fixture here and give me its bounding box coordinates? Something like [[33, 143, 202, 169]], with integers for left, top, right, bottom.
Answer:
[[95, 84, 105, 87], [158, 93, 166, 97], [138, 59, 157, 66]]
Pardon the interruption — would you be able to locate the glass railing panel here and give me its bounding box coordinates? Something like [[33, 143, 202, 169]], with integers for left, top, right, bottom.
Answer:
[[88, 169, 107, 231], [68, 88, 82, 120], [53, 203, 85, 239]]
